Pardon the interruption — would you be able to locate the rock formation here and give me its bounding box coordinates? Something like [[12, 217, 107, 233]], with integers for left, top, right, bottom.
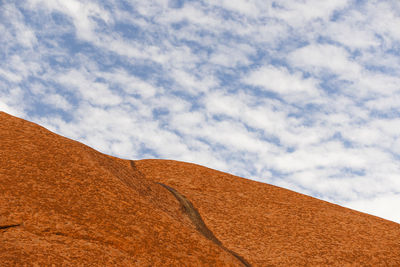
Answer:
[[1, 111, 399, 266]]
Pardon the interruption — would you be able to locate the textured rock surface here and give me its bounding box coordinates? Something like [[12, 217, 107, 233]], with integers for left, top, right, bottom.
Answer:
[[0, 112, 238, 266], [1, 111, 400, 266], [135, 162, 400, 266]]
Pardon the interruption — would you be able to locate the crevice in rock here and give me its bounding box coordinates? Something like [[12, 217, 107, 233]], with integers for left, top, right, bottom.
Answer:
[[158, 182, 251, 267], [0, 224, 20, 230]]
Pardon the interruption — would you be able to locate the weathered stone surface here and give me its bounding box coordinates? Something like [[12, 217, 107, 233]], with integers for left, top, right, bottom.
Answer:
[[0, 112, 238, 266], [1, 111, 400, 266], [135, 160, 400, 266]]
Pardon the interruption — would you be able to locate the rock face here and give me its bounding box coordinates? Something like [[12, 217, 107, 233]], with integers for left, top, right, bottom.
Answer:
[[1, 111, 400, 266]]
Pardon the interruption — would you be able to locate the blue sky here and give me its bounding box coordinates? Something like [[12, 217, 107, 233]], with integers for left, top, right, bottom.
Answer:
[[1, 0, 400, 223]]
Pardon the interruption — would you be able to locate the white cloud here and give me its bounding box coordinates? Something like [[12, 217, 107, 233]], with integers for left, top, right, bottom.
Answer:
[[56, 69, 122, 106], [213, 0, 262, 17], [0, 68, 23, 83], [272, 141, 367, 173], [243, 65, 320, 100], [0, 86, 26, 117], [171, 69, 212, 94], [324, 18, 380, 50], [157, 3, 220, 27], [365, 1, 400, 46], [1, 3, 37, 48], [270, 0, 349, 26], [27, 0, 111, 42], [346, 193, 400, 223], [0, 101, 25, 117], [288, 44, 362, 80], [356, 72, 400, 97], [43, 94, 72, 111], [102, 69, 159, 99], [210, 43, 255, 68]]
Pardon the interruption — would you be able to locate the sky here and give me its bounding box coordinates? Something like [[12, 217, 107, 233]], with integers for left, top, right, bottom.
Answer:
[[1, 0, 400, 223]]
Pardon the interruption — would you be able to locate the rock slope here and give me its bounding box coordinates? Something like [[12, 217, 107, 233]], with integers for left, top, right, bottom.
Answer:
[[0, 112, 239, 266], [1, 111, 400, 266], [135, 160, 400, 266]]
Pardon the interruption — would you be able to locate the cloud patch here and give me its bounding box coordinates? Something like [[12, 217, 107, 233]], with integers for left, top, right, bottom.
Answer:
[[1, 0, 400, 223]]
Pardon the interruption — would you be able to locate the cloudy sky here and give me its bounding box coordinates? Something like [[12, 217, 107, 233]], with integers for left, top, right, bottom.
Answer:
[[1, 0, 400, 223]]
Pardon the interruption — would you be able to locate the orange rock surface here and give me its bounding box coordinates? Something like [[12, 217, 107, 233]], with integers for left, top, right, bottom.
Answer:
[[1, 111, 400, 266]]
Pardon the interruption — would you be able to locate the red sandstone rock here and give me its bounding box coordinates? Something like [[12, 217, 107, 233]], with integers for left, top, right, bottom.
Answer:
[[1, 111, 399, 266]]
